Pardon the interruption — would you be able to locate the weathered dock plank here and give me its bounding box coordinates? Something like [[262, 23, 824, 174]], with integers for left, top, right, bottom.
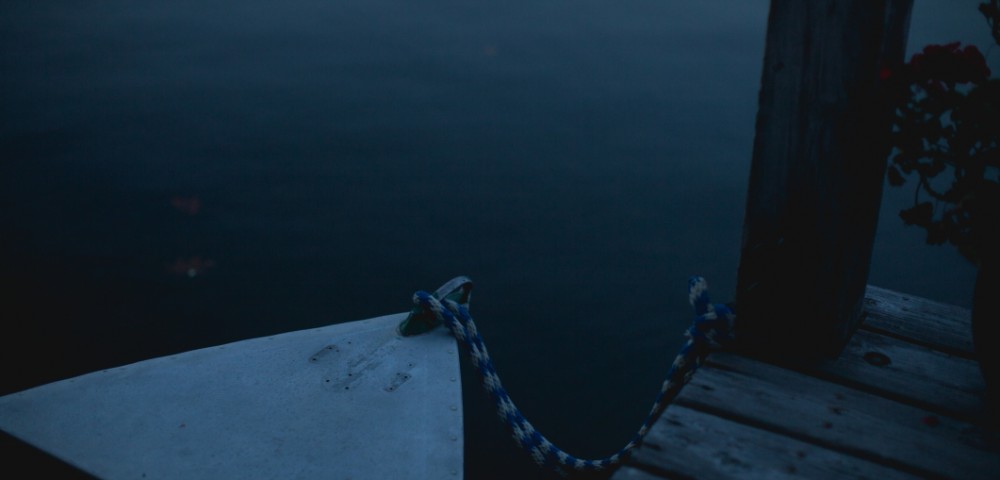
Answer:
[[613, 286, 998, 480], [694, 353, 999, 479], [628, 405, 920, 480], [612, 466, 670, 480], [861, 285, 975, 357], [814, 329, 987, 420]]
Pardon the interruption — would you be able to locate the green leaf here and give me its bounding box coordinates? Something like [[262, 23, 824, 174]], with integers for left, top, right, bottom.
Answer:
[[926, 223, 949, 245], [900, 202, 934, 226]]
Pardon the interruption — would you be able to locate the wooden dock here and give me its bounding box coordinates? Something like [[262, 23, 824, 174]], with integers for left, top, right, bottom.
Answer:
[[612, 286, 1000, 479]]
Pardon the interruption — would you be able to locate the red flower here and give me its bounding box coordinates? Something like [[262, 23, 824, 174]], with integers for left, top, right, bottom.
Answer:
[[908, 42, 991, 92], [879, 67, 893, 81]]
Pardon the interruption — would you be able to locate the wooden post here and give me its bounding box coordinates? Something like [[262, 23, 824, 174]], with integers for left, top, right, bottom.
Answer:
[[735, 0, 914, 361]]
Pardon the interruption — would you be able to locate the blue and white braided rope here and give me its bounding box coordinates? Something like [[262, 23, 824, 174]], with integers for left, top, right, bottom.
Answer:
[[411, 276, 734, 476]]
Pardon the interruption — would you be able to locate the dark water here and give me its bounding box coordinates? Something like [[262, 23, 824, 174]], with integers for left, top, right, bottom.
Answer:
[[0, 1, 992, 478]]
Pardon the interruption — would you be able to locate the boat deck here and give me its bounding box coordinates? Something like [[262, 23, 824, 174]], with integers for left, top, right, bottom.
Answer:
[[612, 286, 1000, 479]]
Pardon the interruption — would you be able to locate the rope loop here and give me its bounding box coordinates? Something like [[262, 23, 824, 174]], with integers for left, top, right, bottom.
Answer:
[[410, 276, 735, 476]]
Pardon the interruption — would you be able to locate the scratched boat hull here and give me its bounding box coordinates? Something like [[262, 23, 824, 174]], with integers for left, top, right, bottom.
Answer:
[[0, 313, 463, 479]]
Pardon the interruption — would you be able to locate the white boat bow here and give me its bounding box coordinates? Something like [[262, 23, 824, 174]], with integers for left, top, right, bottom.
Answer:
[[0, 312, 464, 479]]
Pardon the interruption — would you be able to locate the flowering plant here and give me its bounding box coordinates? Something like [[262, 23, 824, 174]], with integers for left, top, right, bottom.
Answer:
[[885, 34, 999, 267]]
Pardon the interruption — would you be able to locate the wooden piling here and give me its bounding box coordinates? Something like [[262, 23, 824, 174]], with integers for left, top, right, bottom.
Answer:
[[735, 0, 915, 360]]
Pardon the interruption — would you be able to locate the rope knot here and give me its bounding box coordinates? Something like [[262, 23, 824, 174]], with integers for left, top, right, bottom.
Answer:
[[399, 277, 473, 336]]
